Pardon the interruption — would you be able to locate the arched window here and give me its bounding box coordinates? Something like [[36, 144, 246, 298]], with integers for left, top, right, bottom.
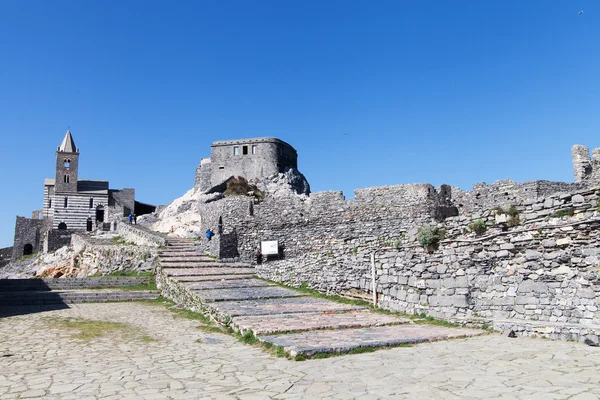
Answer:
[[64, 175, 70, 183], [57, 222, 67, 230], [23, 243, 33, 255], [64, 197, 68, 208], [64, 159, 71, 168]]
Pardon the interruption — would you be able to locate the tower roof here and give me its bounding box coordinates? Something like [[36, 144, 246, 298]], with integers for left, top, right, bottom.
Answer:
[[58, 130, 78, 153]]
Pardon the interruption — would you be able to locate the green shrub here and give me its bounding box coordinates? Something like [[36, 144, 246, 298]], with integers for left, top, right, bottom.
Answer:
[[224, 177, 265, 200], [468, 219, 487, 235], [555, 207, 575, 218], [417, 225, 445, 248], [495, 205, 520, 227]]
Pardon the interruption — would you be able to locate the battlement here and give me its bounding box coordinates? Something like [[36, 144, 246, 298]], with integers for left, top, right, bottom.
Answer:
[[572, 144, 600, 184]]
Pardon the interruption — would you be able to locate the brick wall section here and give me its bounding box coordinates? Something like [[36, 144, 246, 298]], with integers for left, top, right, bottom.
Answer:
[[255, 187, 600, 331]]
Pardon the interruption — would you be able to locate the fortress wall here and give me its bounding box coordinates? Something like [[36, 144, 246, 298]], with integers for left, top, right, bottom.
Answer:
[[255, 187, 600, 337], [450, 179, 586, 215], [233, 184, 444, 261]]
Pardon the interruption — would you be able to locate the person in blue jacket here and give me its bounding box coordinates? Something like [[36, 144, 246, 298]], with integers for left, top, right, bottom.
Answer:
[[205, 229, 214, 241]]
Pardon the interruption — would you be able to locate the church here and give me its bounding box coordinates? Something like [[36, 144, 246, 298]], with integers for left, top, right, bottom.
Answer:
[[11, 130, 154, 261]]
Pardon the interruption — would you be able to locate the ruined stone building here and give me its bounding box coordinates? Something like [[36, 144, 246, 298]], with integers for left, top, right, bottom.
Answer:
[[11, 130, 154, 261]]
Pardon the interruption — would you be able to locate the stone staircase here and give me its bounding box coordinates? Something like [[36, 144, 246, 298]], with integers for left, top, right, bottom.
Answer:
[[0, 277, 158, 307], [157, 237, 484, 357]]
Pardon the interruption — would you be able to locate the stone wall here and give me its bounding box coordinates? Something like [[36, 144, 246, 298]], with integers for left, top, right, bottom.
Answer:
[[254, 187, 600, 338], [44, 230, 72, 253], [116, 222, 166, 247], [71, 233, 158, 276], [0, 247, 12, 269], [11, 216, 50, 261]]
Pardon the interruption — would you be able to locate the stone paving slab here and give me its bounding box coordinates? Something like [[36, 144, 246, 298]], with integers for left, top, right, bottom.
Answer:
[[210, 296, 365, 317], [3, 303, 600, 399], [185, 279, 273, 290], [191, 286, 307, 302], [165, 267, 256, 276], [175, 274, 255, 282], [161, 261, 251, 268], [232, 310, 410, 335], [259, 324, 485, 356]]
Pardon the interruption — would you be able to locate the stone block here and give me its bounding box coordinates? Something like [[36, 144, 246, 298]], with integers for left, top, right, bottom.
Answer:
[[541, 239, 556, 248], [572, 194, 585, 203], [500, 243, 515, 250], [452, 295, 468, 308], [525, 250, 542, 261], [496, 250, 510, 258], [455, 276, 468, 288]]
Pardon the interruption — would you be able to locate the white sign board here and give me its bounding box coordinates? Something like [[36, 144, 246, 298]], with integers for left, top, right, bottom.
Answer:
[[261, 240, 279, 255]]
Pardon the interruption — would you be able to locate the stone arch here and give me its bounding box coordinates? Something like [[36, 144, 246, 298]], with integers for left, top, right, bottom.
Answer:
[[58, 222, 67, 230], [23, 243, 33, 256]]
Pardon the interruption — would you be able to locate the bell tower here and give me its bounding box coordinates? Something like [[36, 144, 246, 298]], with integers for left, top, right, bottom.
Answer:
[[55, 130, 79, 193]]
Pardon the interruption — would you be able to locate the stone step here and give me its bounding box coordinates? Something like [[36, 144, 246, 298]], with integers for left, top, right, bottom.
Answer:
[[0, 290, 158, 306], [160, 262, 251, 269], [176, 274, 256, 282], [208, 297, 365, 317], [157, 252, 205, 258], [185, 279, 273, 290], [190, 286, 307, 303], [233, 311, 411, 335], [258, 325, 485, 357], [165, 268, 256, 277]]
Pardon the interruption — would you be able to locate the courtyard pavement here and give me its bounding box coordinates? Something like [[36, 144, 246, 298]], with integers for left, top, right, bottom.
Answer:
[[0, 302, 599, 400]]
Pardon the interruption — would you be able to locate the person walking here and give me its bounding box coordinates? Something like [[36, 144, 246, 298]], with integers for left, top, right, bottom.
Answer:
[[128, 214, 133, 224], [205, 229, 214, 241], [133, 214, 137, 224]]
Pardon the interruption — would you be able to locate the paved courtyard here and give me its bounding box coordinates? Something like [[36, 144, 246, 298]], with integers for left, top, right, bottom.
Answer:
[[0, 302, 599, 400]]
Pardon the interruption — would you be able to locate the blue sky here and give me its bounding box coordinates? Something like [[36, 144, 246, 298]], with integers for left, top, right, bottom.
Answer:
[[0, 1, 598, 247]]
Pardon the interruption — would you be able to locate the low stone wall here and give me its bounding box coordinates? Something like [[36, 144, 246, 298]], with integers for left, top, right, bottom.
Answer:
[[155, 266, 229, 324], [256, 188, 600, 340], [117, 222, 166, 247], [71, 233, 158, 276]]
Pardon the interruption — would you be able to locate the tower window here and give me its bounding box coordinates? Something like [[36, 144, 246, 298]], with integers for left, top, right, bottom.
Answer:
[[243, 146, 248, 155], [64, 197, 68, 208], [233, 146, 239, 156], [252, 145, 257, 154], [48, 199, 52, 208], [89, 198, 94, 208], [64, 159, 71, 168], [64, 175, 69, 183]]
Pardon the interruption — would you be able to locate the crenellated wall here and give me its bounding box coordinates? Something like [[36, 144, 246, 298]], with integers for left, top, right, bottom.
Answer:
[[253, 186, 600, 339]]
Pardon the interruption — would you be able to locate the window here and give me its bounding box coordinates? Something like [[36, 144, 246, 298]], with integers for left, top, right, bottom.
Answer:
[[64, 175, 69, 183], [252, 145, 257, 154], [64, 159, 71, 168], [89, 198, 94, 208], [48, 199, 52, 208], [64, 197, 68, 208], [57, 222, 67, 230], [243, 145, 248, 155], [233, 146, 239, 156]]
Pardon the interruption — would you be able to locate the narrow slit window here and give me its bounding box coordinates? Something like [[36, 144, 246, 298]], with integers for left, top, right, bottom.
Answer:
[[64, 175, 69, 183], [64, 197, 68, 208], [89, 198, 94, 208], [48, 199, 52, 208], [252, 145, 257, 154], [243, 145, 248, 155], [233, 146, 239, 156]]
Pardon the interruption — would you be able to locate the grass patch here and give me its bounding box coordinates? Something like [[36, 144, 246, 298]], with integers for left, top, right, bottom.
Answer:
[[297, 343, 414, 361], [45, 317, 134, 341], [111, 236, 136, 246], [19, 253, 38, 262]]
